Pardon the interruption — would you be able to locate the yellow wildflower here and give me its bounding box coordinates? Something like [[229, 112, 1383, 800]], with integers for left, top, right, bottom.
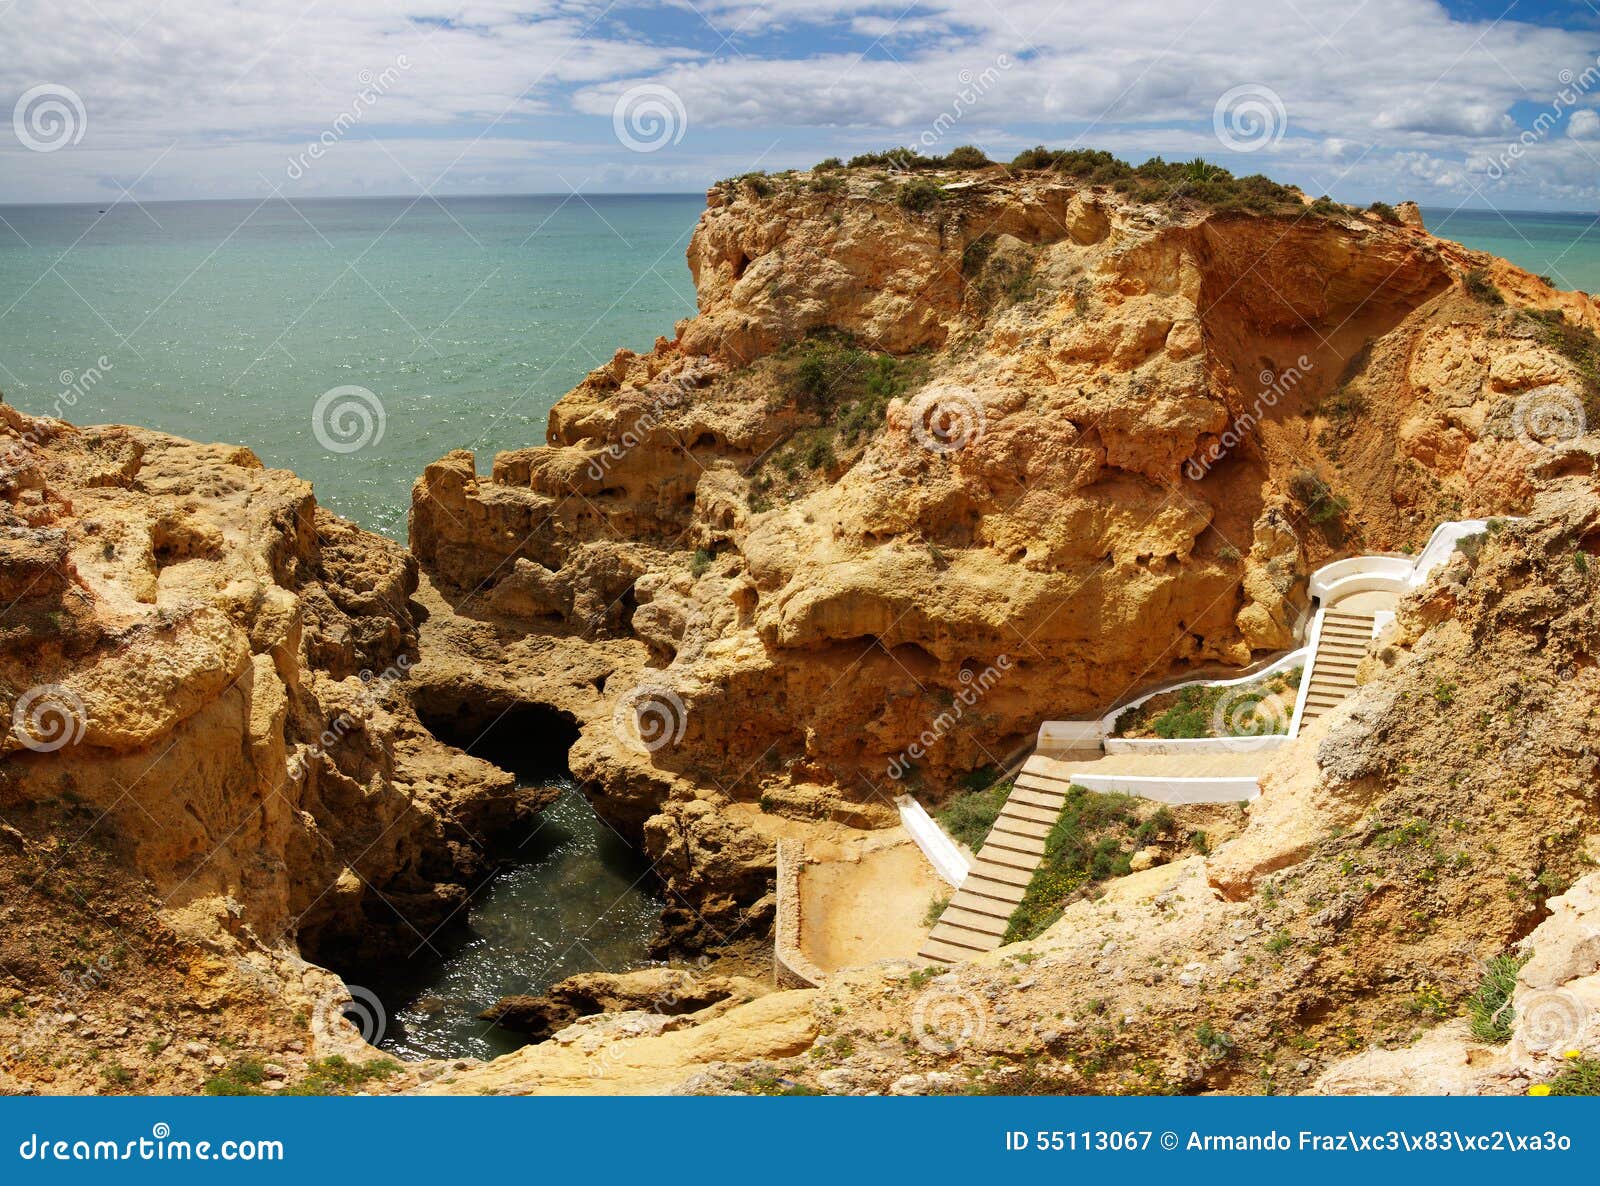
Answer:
[[1528, 1084, 1552, 1096]]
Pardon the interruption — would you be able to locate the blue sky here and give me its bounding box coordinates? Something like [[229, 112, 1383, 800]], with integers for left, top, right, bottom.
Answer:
[[3, 0, 1600, 208]]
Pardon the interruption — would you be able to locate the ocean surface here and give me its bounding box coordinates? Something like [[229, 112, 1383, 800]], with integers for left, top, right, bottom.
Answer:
[[0, 194, 703, 540], [0, 198, 1596, 545]]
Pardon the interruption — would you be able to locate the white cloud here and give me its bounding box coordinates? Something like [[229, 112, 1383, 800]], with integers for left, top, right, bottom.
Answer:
[[1, 0, 1599, 205]]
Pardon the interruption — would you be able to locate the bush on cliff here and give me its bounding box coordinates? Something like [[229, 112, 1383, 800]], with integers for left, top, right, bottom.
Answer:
[[1007, 147, 1302, 214], [937, 779, 1012, 852], [897, 177, 944, 212], [1004, 786, 1174, 943], [783, 337, 927, 443]]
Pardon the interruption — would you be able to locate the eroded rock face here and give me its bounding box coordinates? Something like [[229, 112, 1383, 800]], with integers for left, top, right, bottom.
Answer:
[[409, 168, 1597, 950], [0, 406, 553, 1093], [430, 473, 1600, 1097]]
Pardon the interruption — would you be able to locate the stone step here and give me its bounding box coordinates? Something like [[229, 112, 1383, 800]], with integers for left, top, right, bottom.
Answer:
[[969, 860, 1034, 889], [983, 830, 1047, 858], [1318, 636, 1370, 652], [1016, 768, 1075, 792], [992, 816, 1052, 840], [1324, 610, 1376, 624], [949, 887, 1017, 918], [1320, 631, 1372, 646], [1017, 764, 1077, 789], [974, 844, 1037, 874], [937, 906, 1008, 938], [1313, 654, 1361, 670], [919, 935, 989, 963], [1003, 802, 1061, 826], [1009, 786, 1071, 811], [963, 870, 1030, 899], [1309, 676, 1358, 694]]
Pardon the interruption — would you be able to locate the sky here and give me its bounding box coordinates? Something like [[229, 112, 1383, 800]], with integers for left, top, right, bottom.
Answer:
[[2, 0, 1600, 208]]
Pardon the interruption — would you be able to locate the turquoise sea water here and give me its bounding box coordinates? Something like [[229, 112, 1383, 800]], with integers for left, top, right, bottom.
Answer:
[[0, 195, 702, 539], [0, 201, 1594, 539], [1424, 207, 1600, 292]]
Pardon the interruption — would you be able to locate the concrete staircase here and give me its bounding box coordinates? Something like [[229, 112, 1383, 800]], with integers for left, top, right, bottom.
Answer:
[[918, 758, 1077, 963], [1300, 609, 1375, 723]]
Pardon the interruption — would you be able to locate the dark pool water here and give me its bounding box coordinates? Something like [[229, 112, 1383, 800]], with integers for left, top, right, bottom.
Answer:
[[369, 783, 663, 1062]]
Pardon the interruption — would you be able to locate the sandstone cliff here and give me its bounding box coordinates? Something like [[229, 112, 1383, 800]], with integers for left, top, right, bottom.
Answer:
[[0, 406, 551, 1093], [410, 164, 1598, 952], [432, 467, 1600, 1096]]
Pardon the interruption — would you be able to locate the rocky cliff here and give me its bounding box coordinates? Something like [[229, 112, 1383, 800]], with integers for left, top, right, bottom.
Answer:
[[410, 162, 1598, 952], [0, 406, 551, 1093], [6, 155, 1600, 1096], [434, 466, 1600, 1097]]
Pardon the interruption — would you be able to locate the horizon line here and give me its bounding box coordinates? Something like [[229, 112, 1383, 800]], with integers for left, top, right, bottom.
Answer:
[[0, 191, 1596, 216]]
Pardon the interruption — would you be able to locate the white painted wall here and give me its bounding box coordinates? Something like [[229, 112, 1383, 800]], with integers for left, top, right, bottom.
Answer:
[[895, 795, 971, 888]]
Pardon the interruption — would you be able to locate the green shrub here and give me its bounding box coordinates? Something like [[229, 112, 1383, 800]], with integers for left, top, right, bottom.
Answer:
[[1367, 201, 1401, 224], [689, 548, 713, 577], [782, 338, 927, 444], [898, 177, 944, 212], [203, 1057, 267, 1097], [937, 780, 1013, 852], [940, 144, 991, 169], [813, 156, 842, 171], [1520, 307, 1600, 408], [1004, 786, 1151, 942], [1290, 469, 1349, 529], [1467, 952, 1529, 1041], [1544, 1056, 1600, 1095], [283, 1056, 401, 1096], [1463, 269, 1504, 305]]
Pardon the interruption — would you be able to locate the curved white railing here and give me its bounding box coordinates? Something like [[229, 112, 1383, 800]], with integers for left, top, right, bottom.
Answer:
[[1039, 518, 1511, 757], [1038, 646, 1308, 755]]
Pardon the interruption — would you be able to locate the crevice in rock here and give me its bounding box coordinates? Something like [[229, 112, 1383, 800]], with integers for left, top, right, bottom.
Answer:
[[414, 697, 581, 784]]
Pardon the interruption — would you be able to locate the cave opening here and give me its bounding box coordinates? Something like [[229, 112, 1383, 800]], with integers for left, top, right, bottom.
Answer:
[[415, 699, 581, 785]]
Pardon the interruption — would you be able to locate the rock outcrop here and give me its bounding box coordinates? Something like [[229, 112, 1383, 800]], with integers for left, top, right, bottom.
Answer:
[[431, 469, 1600, 1096], [0, 406, 552, 1093], [409, 164, 1598, 951]]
